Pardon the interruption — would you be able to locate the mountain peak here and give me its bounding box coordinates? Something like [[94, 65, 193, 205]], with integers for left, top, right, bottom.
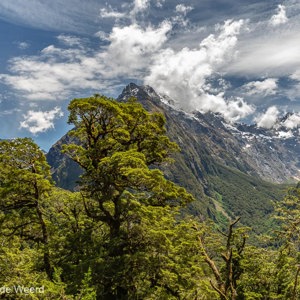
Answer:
[[118, 83, 165, 110], [118, 83, 157, 100]]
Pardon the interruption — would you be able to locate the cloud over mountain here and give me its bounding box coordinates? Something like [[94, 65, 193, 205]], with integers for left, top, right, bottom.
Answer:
[[243, 78, 278, 96], [255, 106, 280, 129], [145, 19, 255, 120], [0, 0, 300, 144]]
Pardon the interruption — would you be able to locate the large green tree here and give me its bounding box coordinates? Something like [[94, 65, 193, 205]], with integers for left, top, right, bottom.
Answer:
[[63, 95, 195, 299], [0, 138, 54, 279], [0, 139, 97, 299]]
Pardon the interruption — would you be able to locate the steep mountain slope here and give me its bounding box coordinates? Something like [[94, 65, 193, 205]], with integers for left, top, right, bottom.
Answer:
[[119, 84, 300, 183], [47, 83, 293, 232]]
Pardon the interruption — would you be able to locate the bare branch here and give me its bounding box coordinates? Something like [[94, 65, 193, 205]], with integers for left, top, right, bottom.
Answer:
[[210, 280, 228, 300]]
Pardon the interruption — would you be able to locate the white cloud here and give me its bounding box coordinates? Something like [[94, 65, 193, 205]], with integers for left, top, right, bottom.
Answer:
[[155, 0, 165, 8], [18, 42, 30, 50], [3, 1, 289, 124], [144, 19, 253, 121], [0, 0, 103, 33], [4, 16, 255, 124], [282, 113, 300, 129], [172, 4, 194, 27], [102, 21, 171, 77], [192, 92, 254, 122], [175, 4, 193, 15], [132, 0, 150, 14], [0, 20, 172, 101], [20, 107, 63, 134], [2, 17, 254, 123], [57, 34, 83, 47], [0, 108, 21, 116], [243, 78, 278, 96], [99, 5, 125, 19], [224, 97, 255, 121], [254, 106, 280, 128], [94, 31, 109, 40], [269, 4, 288, 26], [290, 70, 300, 81], [227, 30, 300, 77], [287, 70, 300, 99], [223, 3, 299, 80], [99, 0, 149, 20], [0, 48, 102, 100]]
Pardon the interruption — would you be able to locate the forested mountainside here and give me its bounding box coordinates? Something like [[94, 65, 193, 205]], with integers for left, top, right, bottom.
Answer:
[[2, 93, 300, 299], [47, 83, 291, 232]]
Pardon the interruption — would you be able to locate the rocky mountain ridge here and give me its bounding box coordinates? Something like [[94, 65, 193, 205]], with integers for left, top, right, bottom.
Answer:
[[119, 83, 300, 183]]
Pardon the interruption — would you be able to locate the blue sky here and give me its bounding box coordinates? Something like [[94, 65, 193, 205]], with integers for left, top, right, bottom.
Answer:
[[1, 0, 300, 150]]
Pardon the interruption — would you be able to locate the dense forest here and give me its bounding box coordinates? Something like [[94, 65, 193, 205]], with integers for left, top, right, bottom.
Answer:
[[1, 95, 300, 299]]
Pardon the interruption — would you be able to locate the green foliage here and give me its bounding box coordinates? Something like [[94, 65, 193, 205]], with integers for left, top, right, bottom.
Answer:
[[2, 97, 300, 300], [0, 138, 54, 279], [208, 164, 286, 234], [62, 95, 196, 298], [75, 268, 97, 300], [274, 186, 300, 248]]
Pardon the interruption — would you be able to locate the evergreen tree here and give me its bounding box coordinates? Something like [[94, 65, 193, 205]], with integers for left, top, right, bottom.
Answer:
[[63, 95, 194, 299], [0, 138, 53, 279]]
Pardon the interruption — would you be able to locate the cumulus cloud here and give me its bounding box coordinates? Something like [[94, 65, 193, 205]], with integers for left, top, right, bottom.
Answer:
[[175, 4, 193, 15], [1, 0, 279, 124], [0, 19, 172, 101], [145, 19, 254, 121], [146, 19, 245, 98], [254, 108, 300, 131], [254, 106, 280, 128], [0, 47, 101, 100], [224, 97, 255, 121], [102, 21, 171, 77], [1, 15, 255, 122], [20, 107, 63, 134], [243, 78, 278, 96], [282, 113, 300, 129], [269, 4, 288, 26]]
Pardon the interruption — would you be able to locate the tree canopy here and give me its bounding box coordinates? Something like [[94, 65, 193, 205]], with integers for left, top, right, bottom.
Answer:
[[1, 96, 300, 299]]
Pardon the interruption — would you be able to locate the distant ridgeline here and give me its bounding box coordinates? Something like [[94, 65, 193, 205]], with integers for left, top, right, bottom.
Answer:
[[47, 83, 293, 233]]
